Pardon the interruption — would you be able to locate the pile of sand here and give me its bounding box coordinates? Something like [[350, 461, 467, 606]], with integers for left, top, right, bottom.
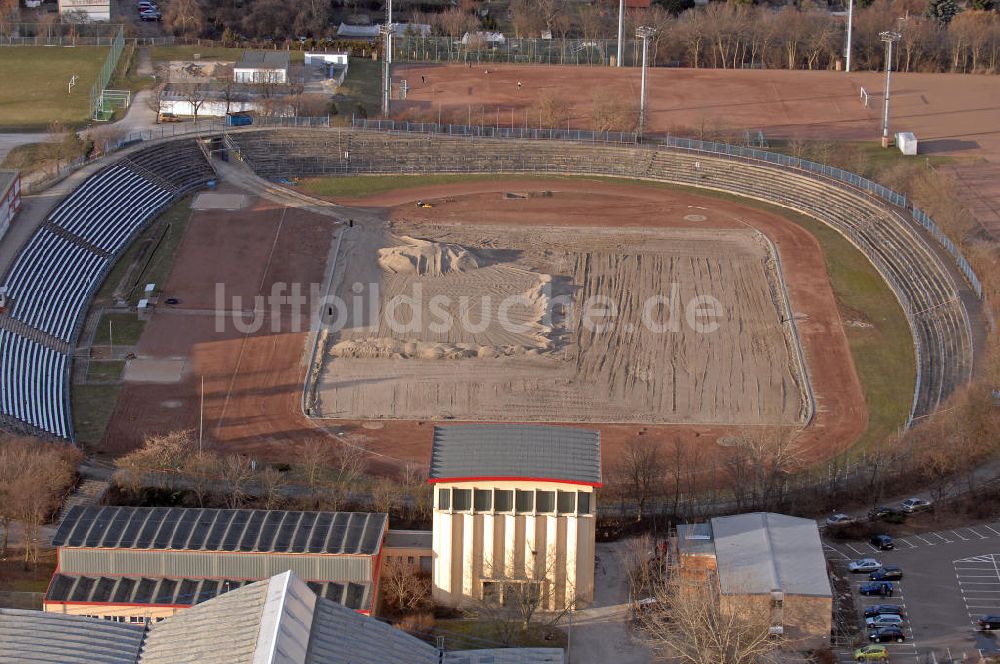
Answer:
[[378, 236, 479, 276], [330, 338, 542, 360]]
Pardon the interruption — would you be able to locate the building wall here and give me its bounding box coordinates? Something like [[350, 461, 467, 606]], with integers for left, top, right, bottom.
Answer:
[[44, 601, 181, 623], [304, 52, 348, 66], [720, 593, 831, 649], [384, 545, 433, 575], [431, 480, 596, 610], [57, 0, 110, 20], [0, 173, 20, 243], [160, 98, 269, 118], [233, 68, 287, 84], [58, 548, 373, 582]]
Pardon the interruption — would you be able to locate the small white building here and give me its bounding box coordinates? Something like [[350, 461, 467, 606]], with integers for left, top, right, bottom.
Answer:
[[430, 424, 600, 611], [58, 0, 110, 21], [303, 52, 349, 66], [233, 51, 289, 85], [461, 31, 506, 46]]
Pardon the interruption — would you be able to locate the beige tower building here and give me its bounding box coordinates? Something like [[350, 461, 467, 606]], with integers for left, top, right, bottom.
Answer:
[[429, 425, 601, 610]]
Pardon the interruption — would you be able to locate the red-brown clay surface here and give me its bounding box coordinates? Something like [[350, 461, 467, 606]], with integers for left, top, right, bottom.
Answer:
[[394, 65, 1000, 157], [105, 178, 865, 475]]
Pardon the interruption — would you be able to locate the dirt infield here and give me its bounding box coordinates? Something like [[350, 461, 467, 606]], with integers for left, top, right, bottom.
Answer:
[[394, 65, 1000, 157], [104, 177, 865, 474]]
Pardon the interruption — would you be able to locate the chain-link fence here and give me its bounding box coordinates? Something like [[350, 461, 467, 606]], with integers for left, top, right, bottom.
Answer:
[[0, 22, 124, 46], [391, 35, 645, 67]]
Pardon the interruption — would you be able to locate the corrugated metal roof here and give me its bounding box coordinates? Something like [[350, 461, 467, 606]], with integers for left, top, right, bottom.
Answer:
[[430, 425, 601, 485], [710, 512, 833, 598], [46, 573, 373, 611], [53, 507, 387, 555], [0, 608, 144, 664], [138, 577, 269, 664]]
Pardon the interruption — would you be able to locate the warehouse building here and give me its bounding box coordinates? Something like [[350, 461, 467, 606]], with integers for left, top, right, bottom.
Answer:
[[45, 506, 386, 620], [1, 571, 564, 663], [674, 512, 833, 648], [429, 424, 601, 610]]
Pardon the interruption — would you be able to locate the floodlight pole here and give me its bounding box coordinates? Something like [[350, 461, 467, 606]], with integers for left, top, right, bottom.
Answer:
[[636, 26, 655, 140], [845, 0, 854, 72], [616, 0, 625, 67], [879, 31, 901, 147], [381, 23, 393, 117]]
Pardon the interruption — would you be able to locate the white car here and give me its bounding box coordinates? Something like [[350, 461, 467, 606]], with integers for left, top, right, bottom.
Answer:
[[865, 614, 905, 628], [901, 497, 933, 513], [826, 513, 856, 527], [849, 558, 883, 573]]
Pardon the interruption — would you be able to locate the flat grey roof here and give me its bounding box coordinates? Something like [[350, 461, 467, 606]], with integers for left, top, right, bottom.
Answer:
[[430, 424, 601, 485], [710, 512, 832, 598], [676, 522, 715, 556], [236, 50, 289, 69], [0, 608, 144, 664], [45, 573, 372, 611], [53, 506, 387, 555], [385, 530, 433, 550]]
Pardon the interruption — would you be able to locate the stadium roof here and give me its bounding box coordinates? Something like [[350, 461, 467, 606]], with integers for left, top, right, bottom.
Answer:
[[45, 573, 372, 611], [710, 512, 833, 598], [0, 608, 144, 664], [4, 572, 564, 664], [53, 506, 387, 555], [236, 50, 289, 69], [430, 424, 601, 485]]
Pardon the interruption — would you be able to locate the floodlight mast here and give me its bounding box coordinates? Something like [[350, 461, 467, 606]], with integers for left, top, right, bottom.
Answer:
[[616, 0, 625, 67], [636, 26, 655, 140], [382, 0, 394, 117], [845, 0, 854, 72], [879, 31, 901, 147]]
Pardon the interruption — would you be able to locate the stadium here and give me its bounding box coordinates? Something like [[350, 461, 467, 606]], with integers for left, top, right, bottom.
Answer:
[[0, 115, 985, 476]]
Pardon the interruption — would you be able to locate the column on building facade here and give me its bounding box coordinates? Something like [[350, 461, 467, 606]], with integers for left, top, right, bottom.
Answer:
[[504, 513, 517, 577], [462, 512, 476, 597], [565, 514, 579, 609], [524, 513, 537, 579], [432, 508, 453, 599], [545, 515, 559, 610], [482, 512, 495, 582]]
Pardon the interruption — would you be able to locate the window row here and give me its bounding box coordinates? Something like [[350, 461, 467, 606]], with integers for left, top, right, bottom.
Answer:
[[437, 488, 591, 515]]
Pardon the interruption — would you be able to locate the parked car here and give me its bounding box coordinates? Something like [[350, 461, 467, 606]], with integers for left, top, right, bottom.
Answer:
[[137, 1, 157, 9], [870, 565, 903, 581], [849, 559, 883, 573], [853, 645, 889, 662], [870, 534, 895, 550], [864, 604, 904, 618], [978, 615, 1000, 630], [869, 626, 905, 643], [826, 513, 856, 527], [860, 581, 895, 597], [866, 613, 905, 629], [158, 112, 181, 123], [901, 497, 933, 513], [139, 9, 161, 20], [869, 505, 901, 520]]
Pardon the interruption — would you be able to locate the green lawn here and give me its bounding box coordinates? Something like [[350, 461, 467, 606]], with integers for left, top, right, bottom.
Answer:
[[434, 618, 568, 650], [0, 47, 110, 130], [93, 313, 146, 347], [332, 57, 382, 121], [87, 360, 125, 383], [151, 46, 305, 64], [72, 384, 122, 446]]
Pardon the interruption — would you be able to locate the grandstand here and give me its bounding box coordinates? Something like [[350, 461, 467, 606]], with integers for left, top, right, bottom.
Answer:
[[0, 140, 214, 440], [227, 128, 976, 423]]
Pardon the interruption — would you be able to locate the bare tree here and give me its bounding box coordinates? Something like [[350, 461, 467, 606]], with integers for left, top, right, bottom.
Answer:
[[532, 89, 571, 128], [164, 0, 206, 37], [614, 440, 664, 521], [381, 558, 433, 615], [332, 435, 369, 487], [221, 454, 255, 509], [724, 427, 802, 512], [114, 430, 198, 492], [259, 466, 287, 510], [177, 83, 209, 123], [371, 477, 403, 515], [183, 450, 221, 508], [299, 437, 332, 489]]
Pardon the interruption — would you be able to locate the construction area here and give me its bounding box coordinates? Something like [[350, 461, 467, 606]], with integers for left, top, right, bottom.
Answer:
[[313, 210, 810, 426]]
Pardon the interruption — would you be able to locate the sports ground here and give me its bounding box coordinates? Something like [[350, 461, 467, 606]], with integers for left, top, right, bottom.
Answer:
[[0, 47, 109, 131]]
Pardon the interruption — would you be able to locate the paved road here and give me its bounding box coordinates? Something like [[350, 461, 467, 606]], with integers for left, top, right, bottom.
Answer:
[[828, 520, 1000, 663], [569, 540, 651, 664], [0, 132, 61, 163]]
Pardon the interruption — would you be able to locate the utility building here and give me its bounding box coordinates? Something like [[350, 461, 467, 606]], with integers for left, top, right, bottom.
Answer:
[[429, 424, 601, 610], [674, 512, 834, 648], [233, 51, 290, 84], [45, 506, 387, 620]]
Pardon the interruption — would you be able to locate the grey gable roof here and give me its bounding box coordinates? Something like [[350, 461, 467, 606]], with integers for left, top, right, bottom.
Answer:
[[0, 608, 144, 664], [710, 512, 833, 598], [430, 425, 601, 485], [53, 506, 387, 555]]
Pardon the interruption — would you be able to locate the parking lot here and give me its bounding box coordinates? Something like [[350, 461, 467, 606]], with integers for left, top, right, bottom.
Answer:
[[826, 521, 1000, 663]]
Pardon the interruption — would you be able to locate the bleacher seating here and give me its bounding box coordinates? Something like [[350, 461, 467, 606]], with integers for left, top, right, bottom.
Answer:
[[0, 139, 214, 440], [0, 329, 70, 438], [230, 128, 975, 420]]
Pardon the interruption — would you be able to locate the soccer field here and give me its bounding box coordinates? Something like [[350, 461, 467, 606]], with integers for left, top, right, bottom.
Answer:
[[0, 46, 109, 130]]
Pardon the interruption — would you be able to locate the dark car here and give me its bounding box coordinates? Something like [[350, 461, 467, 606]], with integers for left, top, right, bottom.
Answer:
[[870, 565, 903, 581], [978, 615, 1000, 630], [860, 581, 894, 597], [864, 604, 904, 618], [870, 534, 895, 550], [868, 506, 901, 520], [869, 626, 905, 643]]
